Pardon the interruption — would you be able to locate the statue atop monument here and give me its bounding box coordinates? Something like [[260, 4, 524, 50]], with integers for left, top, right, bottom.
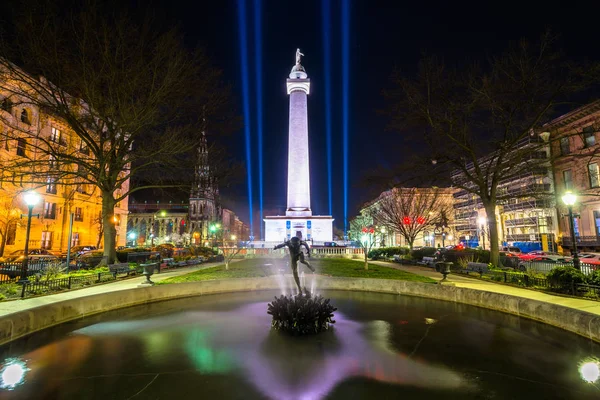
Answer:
[[295, 48, 304, 65]]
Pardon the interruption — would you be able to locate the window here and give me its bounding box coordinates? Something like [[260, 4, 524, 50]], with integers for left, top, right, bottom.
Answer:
[[50, 127, 66, 146], [20, 109, 30, 124], [41, 231, 53, 249], [563, 169, 573, 190], [48, 155, 57, 169], [584, 126, 596, 148], [50, 127, 60, 143], [589, 163, 600, 188], [594, 211, 600, 237], [1, 98, 11, 113], [79, 139, 89, 155], [16, 138, 26, 156], [46, 176, 57, 194], [6, 221, 16, 245], [74, 207, 83, 221], [43, 202, 57, 219], [71, 232, 80, 247], [560, 137, 571, 155]]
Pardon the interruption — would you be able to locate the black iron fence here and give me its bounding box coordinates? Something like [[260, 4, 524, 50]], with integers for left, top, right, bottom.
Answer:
[[0, 259, 59, 281], [20, 271, 129, 298], [561, 236, 600, 247], [459, 268, 600, 300]]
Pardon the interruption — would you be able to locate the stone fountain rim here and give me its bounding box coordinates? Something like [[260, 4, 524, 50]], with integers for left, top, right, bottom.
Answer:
[[0, 275, 598, 346]]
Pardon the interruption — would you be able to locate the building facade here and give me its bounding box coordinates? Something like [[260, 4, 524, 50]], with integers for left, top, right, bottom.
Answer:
[[542, 101, 600, 253], [451, 136, 558, 252], [0, 93, 128, 256]]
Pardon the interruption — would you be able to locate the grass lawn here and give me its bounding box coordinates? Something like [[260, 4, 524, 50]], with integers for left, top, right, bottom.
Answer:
[[158, 257, 435, 284]]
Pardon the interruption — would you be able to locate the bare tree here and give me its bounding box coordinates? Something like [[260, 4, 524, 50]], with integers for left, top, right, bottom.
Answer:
[[218, 237, 244, 270], [0, 2, 233, 264], [383, 32, 592, 266], [369, 187, 453, 250], [348, 214, 382, 270], [0, 197, 21, 257]]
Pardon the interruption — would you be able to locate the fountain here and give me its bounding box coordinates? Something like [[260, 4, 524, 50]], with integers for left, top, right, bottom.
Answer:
[[0, 291, 599, 399]]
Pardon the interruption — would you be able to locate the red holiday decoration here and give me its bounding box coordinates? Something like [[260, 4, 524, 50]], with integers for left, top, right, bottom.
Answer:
[[402, 216, 411, 225], [416, 216, 426, 225]]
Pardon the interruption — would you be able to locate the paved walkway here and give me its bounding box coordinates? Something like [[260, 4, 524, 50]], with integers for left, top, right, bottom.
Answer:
[[1, 258, 600, 320], [364, 260, 600, 316], [0, 261, 223, 317]]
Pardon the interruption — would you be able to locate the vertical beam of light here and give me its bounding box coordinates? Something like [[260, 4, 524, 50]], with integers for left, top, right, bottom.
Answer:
[[253, 0, 264, 239], [237, 0, 254, 237], [342, 0, 350, 236], [321, 0, 333, 216]]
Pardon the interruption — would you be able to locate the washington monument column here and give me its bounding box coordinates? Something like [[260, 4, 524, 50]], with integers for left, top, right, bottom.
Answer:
[[263, 49, 333, 242], [286, 48, 312, 217]]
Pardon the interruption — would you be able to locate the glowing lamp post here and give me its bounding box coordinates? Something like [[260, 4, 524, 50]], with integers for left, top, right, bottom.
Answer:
[[562, 191, 580, 270], [21, 191, 40, 282], [477, 216, 487, 250], [128, 232, 136, 247]]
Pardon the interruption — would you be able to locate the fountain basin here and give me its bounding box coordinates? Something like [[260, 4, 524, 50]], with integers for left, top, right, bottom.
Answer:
[[0, 289, 599, 399]]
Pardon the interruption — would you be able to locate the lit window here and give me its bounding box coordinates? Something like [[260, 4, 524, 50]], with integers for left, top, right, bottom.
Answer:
[[41, 231, 53, 249], [46, 176, 57, 194], [43, 202, 57, 219], [560, 137, 571, 155], [589, 163, 600, 188], [74, 207, 83, 221], [584, 126, 596, 148], [563, 170, 573, 190]]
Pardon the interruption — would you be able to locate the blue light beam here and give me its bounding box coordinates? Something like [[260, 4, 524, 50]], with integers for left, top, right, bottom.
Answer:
[[342, 0, 350, 236], [322, 0, 333, 216], [237, 0, 254, 236], [253, 0, 264, 239]]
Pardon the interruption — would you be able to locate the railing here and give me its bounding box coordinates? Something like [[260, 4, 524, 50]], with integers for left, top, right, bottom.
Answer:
[[504, 217, 538, 227], [312, 247, 364, 256], [455, 211, 478, 220], [562, 236, 600, 247], [501, 199, 552, 212], [458, 267, 600, 300], [453, 200, 482, 210], [501, 183, 551, 197], [454, 224, 477, 232]]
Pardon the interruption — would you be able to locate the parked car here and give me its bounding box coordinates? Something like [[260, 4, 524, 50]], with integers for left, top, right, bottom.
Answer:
[[518, 250, 561, 262], [71, 250, 105, 269], [0, 249, 59, 263], [578, 253, 600, 266], [434, 247, 519, 269], [501, 246, 522, 254], [153, 244, 174, 258], [517, 255, 572, 272], [62, 245, 98, 258]]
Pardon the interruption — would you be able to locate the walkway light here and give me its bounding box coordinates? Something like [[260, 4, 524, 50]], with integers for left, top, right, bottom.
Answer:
[[21, 191, 40, 282], [562, 191, 580, 270]]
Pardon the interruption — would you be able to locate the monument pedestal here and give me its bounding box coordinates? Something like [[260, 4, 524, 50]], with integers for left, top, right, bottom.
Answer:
[[264, 215, 334, 242]]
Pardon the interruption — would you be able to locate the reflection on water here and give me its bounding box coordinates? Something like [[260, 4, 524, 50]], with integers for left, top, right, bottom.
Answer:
[[0, 290, 599, 399]]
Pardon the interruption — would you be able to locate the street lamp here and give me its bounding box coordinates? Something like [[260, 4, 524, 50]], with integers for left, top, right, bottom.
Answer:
[[477, 216, 487, 250], [128, 232, 136, 247], [21, 191, 40, 282], [562, 191, 580, 270]]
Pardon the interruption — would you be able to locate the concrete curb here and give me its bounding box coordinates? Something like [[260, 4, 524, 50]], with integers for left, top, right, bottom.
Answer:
[[0, 275, 598, 345]]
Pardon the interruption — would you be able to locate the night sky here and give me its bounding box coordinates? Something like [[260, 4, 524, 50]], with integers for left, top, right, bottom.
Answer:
[[8, 0, 599, 236]]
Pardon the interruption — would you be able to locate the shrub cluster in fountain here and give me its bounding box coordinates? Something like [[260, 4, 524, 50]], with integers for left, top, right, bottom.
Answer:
[[267, 290, 337, 335]]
